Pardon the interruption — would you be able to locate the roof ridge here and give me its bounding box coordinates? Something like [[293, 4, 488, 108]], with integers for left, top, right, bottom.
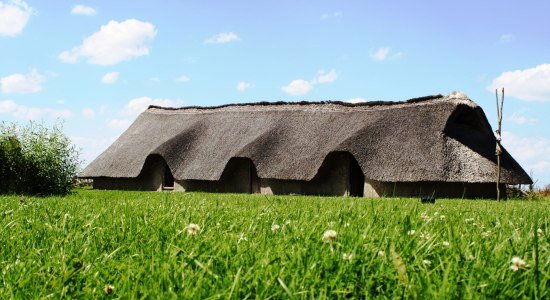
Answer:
[[147, 94, 446, 111]]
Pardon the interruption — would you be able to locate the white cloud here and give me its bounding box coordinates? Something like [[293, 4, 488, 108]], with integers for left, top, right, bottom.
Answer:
[[101, 71, 119, 84], [282, 69, 339, 96], [71, 4, 96, 16], [504, 112, 537, 125], [281, 79, 313, 96], [0, 99, 72, 119], [487, 64, 550, 101], [315, 69, 338, 84], [71, 135, 116, 165], [0, 99, 16, 112], [370, 47, 390, 61], [59, 19, 157, 65], [149, 77, 160, 82], [107, 118, 132, 130], [82, 108, 95, 119], [236, 81, 253, 91], [1, 69, 44, 94], [204, 32, 239, 44], [107, 97, 183, 131], [122, 96, 183, 117], [175, 75, 190, 83], [369, 47, 403, 61], [500, 34, 515, 43], [58, 49, 79, 64], [0, 0, 33, 36], [502, 131, 550, 185], [347, 98, 368, 103], [321, 11, 342, 20]]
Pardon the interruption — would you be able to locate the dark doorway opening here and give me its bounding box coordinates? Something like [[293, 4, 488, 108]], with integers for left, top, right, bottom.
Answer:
[[303, 152, 365, 197], [349, 155, 365, 197], [163, 163, 174, 188], [219, 157, 260, 193]]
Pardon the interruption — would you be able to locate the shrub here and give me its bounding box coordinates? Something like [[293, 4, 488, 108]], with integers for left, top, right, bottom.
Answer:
[[0, 121, 80, 195], [0, 124, 23, 194]]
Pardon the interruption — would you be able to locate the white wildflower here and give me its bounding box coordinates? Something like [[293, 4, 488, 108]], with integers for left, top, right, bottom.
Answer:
[[442, 241, 451, 248], [407, 230, 416, 236], [186, 223, 201, 236], [420, 212, 430, 221], [481, 231, 490, 239], [237, 232, 247, 243], [271, 224, 281, 232], [419, 232, 431, 241], [439, 215, 446, 221], [422, 259, 431, 265], [510, 256, 526, 272], [465, 218, 474, 223], [342, 253, 353, 262], [322, 230, 337, 243], [284, 220, 291, 226], [377, 250, 386, 257], [467, 254, 475, 260], [537, 228, 543, 237], [104, 284, 114, 295]]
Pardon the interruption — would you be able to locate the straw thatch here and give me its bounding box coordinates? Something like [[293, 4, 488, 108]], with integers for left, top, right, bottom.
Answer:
[[80, 94, 532, 189]]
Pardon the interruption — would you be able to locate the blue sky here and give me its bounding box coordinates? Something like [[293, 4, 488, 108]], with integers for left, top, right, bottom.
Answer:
[[1, 0, 549, 186]]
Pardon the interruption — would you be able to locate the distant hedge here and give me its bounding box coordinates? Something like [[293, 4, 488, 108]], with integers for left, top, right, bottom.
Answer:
[[0, 121, 80, 196]]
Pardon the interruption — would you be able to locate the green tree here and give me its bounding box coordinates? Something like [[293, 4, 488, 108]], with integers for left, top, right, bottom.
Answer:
[[0, 121, 80, 195]]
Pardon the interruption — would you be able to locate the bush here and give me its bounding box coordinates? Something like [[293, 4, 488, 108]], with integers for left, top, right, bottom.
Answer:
[[0, 124, 23, 194], [0, 121, 80, 195]]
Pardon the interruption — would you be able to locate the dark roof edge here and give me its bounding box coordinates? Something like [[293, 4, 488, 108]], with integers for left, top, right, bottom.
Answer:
[[148, 94, 445, 111]]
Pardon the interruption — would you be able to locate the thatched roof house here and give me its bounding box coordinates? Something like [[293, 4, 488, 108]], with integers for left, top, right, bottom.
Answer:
[[81, 94, 532, 198]]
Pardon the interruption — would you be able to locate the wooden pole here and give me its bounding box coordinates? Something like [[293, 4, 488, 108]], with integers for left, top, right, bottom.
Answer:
[[495, 88, 504, 201]]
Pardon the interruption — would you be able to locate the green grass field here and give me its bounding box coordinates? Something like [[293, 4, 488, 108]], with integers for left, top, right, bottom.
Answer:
[[1, 190, 548, 299]]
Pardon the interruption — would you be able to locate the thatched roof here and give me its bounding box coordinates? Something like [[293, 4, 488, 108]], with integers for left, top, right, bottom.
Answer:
[[81, 94, 532, 184]]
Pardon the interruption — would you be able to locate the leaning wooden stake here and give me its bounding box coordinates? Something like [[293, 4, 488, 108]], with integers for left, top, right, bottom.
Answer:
[[495, 88, 505, 201]]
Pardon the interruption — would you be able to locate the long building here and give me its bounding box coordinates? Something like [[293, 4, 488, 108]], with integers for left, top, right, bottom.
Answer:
[[80, 93, 532, 198]]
